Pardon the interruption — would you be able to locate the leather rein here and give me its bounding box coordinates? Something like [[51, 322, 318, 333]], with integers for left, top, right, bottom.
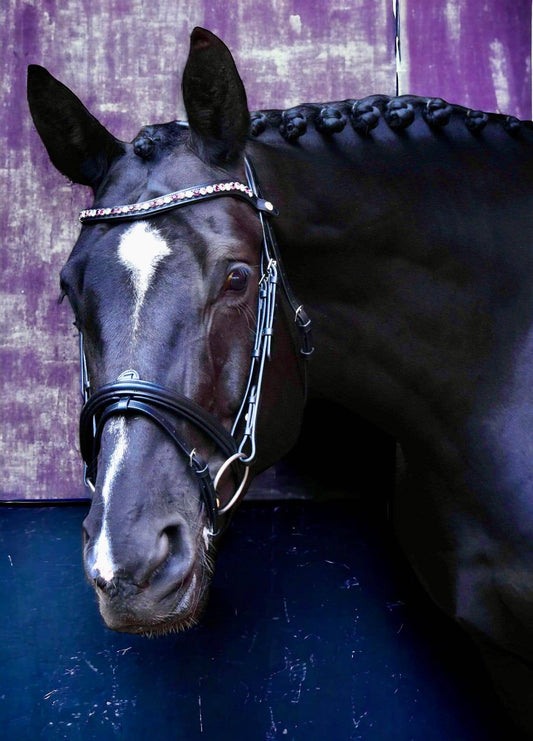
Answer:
[[77, 155, 313, 535]]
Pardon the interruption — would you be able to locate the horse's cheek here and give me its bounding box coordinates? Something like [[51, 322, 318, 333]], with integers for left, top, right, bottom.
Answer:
[[208, 312, 251, 406]]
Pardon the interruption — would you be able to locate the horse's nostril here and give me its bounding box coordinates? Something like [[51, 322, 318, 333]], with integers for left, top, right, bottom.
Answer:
[[83, 517, 195, 592], [161, 525, 179, 554], [154, 528, 172, 566], [93, 575, 122, 598], [94, 575, 108, 590], [154, 523, 195, 584], [130, 523, 190, 587]]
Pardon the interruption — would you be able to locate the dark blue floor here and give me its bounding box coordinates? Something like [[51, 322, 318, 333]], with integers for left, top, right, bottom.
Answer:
[[0, 499, 511, 740]]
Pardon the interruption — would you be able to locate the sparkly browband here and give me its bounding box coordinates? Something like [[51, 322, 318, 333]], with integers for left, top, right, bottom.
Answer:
[[79, 180, 278, 223]]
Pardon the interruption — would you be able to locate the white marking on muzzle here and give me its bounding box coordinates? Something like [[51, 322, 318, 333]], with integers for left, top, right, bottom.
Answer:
[[92, 418, 128, 581], [118, 222, 171, 335]]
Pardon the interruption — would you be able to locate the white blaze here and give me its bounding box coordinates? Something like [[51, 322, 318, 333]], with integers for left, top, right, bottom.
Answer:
[[92, 418, 128, 581], [118, 221, 171, 334], [93, 221, 171, 581], [91, 225, 171, 581]]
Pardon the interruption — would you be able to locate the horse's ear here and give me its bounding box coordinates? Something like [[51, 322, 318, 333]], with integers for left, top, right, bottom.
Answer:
[[27, 65, 124, 188], [182, 28, 250, 164]]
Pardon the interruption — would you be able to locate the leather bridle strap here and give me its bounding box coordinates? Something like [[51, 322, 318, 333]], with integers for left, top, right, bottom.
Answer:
[[243, 157, 314, 359], [81, 380, 239, 461], [80, 381, 244, 533], [79, 180, 278, 223], [77, 153, 313, 536]]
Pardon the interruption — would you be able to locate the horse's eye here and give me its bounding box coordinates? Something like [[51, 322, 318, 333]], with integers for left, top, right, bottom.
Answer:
[[224, 267, 249, 292]]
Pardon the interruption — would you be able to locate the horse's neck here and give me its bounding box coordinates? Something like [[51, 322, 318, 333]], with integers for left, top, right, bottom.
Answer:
[[248, 115, 533, 441]]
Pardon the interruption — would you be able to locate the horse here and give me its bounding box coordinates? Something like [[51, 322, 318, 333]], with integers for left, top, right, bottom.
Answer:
[[28, 27, 533, 734]]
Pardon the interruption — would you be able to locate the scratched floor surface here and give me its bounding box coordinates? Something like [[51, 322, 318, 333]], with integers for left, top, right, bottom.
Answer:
[[0, 496, 511, 741]]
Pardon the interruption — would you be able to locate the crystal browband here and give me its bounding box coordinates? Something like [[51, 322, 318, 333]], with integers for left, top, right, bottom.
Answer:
[[79, 180, 278, 223]]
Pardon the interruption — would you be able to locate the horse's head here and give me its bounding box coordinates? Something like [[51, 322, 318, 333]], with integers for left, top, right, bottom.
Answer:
[[28, 28, 307, 634]]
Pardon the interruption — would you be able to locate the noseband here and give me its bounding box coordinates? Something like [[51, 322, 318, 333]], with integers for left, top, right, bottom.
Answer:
[[77, 155, 313, 535]]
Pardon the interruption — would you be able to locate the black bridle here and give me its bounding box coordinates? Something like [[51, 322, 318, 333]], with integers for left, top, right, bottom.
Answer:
[[77, 155, 313, 535]]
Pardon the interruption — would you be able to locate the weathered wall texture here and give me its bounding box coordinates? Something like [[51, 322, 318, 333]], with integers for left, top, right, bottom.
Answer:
[[1, 0, 531, 499], [400, 0, 531, 116]]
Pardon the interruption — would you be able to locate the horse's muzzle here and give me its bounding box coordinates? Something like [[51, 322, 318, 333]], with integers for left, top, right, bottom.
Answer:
[[82, 512, 210, 634]]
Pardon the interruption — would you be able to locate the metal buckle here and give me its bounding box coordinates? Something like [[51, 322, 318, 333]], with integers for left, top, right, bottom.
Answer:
[[75, 154, 309, 533]]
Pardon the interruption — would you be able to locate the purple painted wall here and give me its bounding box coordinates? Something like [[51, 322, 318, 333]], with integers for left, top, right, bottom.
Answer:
[[400, 0, 531, 119], [1, 1, 531, 499]]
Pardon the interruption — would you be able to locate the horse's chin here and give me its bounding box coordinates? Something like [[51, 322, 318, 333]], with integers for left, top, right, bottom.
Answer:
[[95, 563, 212, 636]]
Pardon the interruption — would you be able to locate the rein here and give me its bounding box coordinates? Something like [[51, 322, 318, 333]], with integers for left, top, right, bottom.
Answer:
[[77, 154, 313, 535]]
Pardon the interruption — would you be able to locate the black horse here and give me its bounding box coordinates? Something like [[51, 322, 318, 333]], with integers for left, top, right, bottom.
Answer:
[[28, 28, 533, 734]]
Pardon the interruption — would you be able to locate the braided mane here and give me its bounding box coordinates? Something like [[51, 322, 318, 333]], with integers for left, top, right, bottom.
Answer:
[[249, 95, 532, 142]]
